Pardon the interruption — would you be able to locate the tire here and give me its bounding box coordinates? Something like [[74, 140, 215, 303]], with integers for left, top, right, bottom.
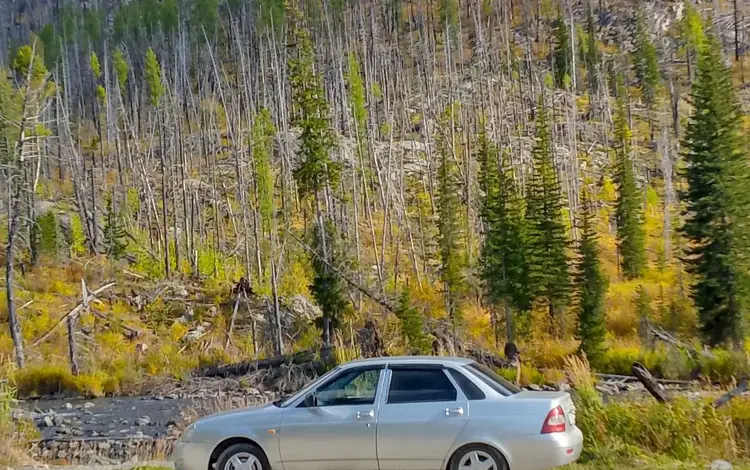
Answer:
[[215, 443, 270, 470], [449, 444, 509, 470]]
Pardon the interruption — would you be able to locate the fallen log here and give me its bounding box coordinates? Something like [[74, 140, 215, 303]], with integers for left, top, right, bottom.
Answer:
[[713, 378, 748, 408], [33, 281, 116, 347], [632, 362, 669, 403], [197, 349, 318, 378], [594, 372, 695, 386]]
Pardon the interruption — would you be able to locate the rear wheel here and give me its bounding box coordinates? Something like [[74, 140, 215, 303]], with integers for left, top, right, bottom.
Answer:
[[449, 444, 508, 470], [215, 443, 269, 470]]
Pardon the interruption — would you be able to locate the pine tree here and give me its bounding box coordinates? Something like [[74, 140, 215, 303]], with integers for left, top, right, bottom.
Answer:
[[145, 48, 163, 107], [287, 7, 339, 199], [525, 102, 571, 335], [103, 193, 128, 260], [253, 108, 276, 236], [613, 83, 646, 279], [113, 49, 129, 96], [478, 124, 529, 342], [680, 26, 750, 346], [437, 102, 467, 334], [553, 10, 572, 89], [311, 220, 349, 345], [632, 13, 660, 107], [680, 0, 705, 83], [585, 5, 600, 94], [574, 191, 607, 366], [395, 287, 430, 355], [635, 285, 653, 346]]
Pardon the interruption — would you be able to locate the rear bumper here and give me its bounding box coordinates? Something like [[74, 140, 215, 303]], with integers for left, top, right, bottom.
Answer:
[[506, 427, 583, 470]]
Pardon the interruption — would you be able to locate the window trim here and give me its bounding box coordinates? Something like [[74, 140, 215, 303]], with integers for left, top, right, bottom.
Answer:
[[385, 366, 459, 405], [464, 362, 521, 396], [447, 367, 486, 400]]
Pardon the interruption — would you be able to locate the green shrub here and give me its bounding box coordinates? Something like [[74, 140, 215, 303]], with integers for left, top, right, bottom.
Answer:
[[567, 355, 745, 465], [13, 365, 105, 398]]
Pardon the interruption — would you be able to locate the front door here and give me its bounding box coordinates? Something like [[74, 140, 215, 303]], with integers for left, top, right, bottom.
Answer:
[[376, 366, 469, 470], [280, 365, 383, 470]]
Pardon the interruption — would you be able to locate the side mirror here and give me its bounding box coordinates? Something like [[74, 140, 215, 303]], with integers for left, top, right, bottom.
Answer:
[[303, 392, 317, 408]]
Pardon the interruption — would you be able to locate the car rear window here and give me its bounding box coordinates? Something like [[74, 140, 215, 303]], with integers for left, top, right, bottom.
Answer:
[[464, 362, 522, 396], [447, 368, 486, 400], [387, 368, 458, 404]]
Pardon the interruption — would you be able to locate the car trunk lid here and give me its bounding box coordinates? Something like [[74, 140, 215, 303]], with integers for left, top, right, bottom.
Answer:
[[509, 390, 577, 426]]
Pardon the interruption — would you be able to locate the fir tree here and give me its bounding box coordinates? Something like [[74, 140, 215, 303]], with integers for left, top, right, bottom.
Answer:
[[103, 193, 128, 260], [478, 124, 529, 342], [287, 7, 339, 199], [680, 26, 750, 346], [145, 48, 163, 107], [437, 103, 467, 333], [613, 86, 646, 279], [553, 11, 572, 89], [632, 13, 660, 107], [585, 5, 600, 94], [37, 211, 59, 257], [253, 108, 276, 236], [113, 49, 129, 96], [574, 191, 607, 366], [525, 102, 571, 335], [635, 284, 653, 346], [395, 287, 430, 355], [310, 220, 349, 345]]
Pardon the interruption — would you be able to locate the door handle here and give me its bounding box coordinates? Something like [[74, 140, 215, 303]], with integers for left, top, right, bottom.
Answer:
[[357, 410, 375, 420], [445, 407, 464, 417]]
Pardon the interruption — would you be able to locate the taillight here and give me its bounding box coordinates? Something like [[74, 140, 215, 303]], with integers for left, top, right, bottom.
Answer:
[[541, 405, 567, 434]]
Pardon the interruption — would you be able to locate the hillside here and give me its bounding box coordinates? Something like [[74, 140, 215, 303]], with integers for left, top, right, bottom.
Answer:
[[0, 0, 748, 402]]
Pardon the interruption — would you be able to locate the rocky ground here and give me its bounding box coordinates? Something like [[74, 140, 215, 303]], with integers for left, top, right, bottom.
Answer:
[[9, 365, 722, 466]]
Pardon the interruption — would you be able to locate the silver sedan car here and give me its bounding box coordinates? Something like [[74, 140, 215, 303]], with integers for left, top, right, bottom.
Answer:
[[174, 356, 583, 470]]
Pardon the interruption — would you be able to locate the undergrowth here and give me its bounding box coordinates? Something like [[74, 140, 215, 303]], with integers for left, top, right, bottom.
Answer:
[[565, 355, 750, 467]]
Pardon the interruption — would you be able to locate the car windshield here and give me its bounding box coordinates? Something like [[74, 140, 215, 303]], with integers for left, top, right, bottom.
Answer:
[[464, 362, 522, 396]]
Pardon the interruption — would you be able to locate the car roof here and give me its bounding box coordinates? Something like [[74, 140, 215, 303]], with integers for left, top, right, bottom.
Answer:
[[340, 355, 475, 368]]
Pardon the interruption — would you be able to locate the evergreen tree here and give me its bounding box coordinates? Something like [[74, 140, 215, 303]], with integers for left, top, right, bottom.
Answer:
[[553, 11, 572, 89], [437, 103, 467, 332], [395, 287, 430, 355], [525, 102, 571, 335], [574, 191, 607, 366], [310, 220, 349, 345], [632, 13, 660, 107], [287, 7, 339, 199], [680, 27, 750, 346], [37, 24, 60, 71], [113, 49, 129, 96], [613, 86, 646, 279], [37, 211, 59, 257], [160, 0, 180, 35], [680, 0, 705, 82], [635, 284, 653, 346], [253, 108, 276, 236], [145, 48, 163, 107], [478, 124, 529, 342], [103, 193, 128, 260], [585, 5, 600, 94]]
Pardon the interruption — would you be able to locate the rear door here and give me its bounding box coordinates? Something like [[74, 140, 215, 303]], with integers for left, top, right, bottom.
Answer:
[[376, 365, 469, 470]]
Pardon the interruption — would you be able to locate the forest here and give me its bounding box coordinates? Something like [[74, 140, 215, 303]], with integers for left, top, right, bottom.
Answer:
[[1, 0, 750, 464]]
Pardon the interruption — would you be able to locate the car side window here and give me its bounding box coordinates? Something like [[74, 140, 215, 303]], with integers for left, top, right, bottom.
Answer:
[[387, 368, 458, 404], [303, 367, 381, 407], [448, 368, 485, 400]]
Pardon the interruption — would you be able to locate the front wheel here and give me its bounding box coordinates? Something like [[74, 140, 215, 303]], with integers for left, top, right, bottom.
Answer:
[[215, 443, 269, 470], [449, 444, 509, 470]]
